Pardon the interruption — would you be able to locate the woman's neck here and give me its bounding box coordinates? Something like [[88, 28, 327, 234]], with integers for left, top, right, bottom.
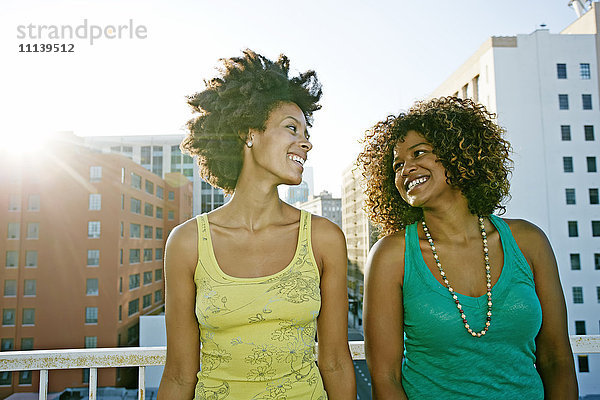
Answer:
[[420, 199, 481, 244]]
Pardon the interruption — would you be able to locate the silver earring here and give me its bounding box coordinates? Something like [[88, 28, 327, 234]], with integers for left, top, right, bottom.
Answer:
[[246, 141, 253, 148]]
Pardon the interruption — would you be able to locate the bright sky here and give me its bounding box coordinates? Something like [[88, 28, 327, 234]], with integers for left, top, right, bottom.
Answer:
[[0, 0, 578, 196]]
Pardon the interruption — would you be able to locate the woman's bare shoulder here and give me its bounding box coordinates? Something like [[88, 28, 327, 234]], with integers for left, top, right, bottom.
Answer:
[[165, 217, 199, 274]]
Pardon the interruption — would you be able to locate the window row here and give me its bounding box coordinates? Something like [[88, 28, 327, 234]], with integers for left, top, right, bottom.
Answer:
[[567, 220, 600, 237], [560, 125, 595, 141], [127, 224, 164, 240], [2, 308, 35, 326], [5, 250, 38, 268], [6, 222, 39, 239], [118, 269, 162, 293], [562, 156, 597, 173], [127, 248, 164, 264], [572, 286, 600, 304], [127, 197, 175, 220], [7, 194, 40, 211], [564, 188, 599, 204], [569, 253, 600, 270], [0, 371, 32, 386], [558, 94, 593, 110], [1, 337, 33, 351], [123, 290, 163, 319], [3, 279, 37, 297], [556, 63, 591, 80]]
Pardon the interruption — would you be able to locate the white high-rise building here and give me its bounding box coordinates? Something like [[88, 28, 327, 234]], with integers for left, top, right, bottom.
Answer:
[[430, 3, 599, 394], [82, 134, 227, 216]]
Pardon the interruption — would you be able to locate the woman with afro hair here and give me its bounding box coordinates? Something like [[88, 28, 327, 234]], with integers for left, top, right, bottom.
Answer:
[[157, 50, 355, 400], [359, 97, 577, 399]]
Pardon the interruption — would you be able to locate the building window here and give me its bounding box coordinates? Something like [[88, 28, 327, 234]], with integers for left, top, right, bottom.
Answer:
[[563, 157, 574, 173], [565, 188, 576, 204], [1, 338, 14, 351], [87, 250, 100, 266], [128, 299, 139, 316], [27, 195, 40, 211], [155, 290, 162, 303], [590, 189, 599, 204], [143, 271, 152, 285], [22, 308, 35, 325], [26, 223, 39, 239], [25, 251, 37, 268], [89, 194, 101, 210], [144, 225, 153, 239], [119, 277, 123, 294], [8, 194, 20, 211], [23, 280, 36, 296], [141, 146, 151, 165], [559, 94, 569, 110], [85, 307, 98, 324], [7, 223, 20, 239], [90, 166, 102, 182], [575, 320, 586, 335], [6, 251, 18, 268], [168, 210, 174, 220], [130, 198, 141, 214], [20, 338, 33, 350], [155, 248, 163, 261], [582, 94, 593, 110], [580, 63, 590, 79], [2, 309, 15, 326], [120, 249, 123, 265], [129, 273, 140, 290], [595, 254, 600, 270], [84, 336, 97, 348], [120, 221, 124, 238], [143, 294, 152, 309], [0, 371, 11, 385], [145, 180, 154, 195], [578, 355, 589, 373], [130, 223, 141, 239], [88, 221, 101, 238], [143, 249, 153, 262], [570, 254, 580, 270], [144, 203, 154, 217], [556, 63, 567, 79], [19, 371, 32, 385], [129, 249, 140, 264], [168, 191, 175, 201], [156, 228, 163, 240], [568, 221, 578, 237], [573, 286, 584, 304], [155, 268, 162, 281], [587, 157, 597, 172], [157, 186, 164, 199], [83, 369, 89, 384], [86, 279, 98, 296], [131, 173, 142, 190], [4, 280, 16, 297], [118, 305, 122, 322], [156, 207, 163, 219], [121, 194, 125, 210], [560, 125, 571, 141], [592, 221, 600, 237], [584, 125, 595, 141]]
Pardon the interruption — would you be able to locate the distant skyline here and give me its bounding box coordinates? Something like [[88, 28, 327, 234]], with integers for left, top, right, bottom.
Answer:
[[0, 0, 580, 196]]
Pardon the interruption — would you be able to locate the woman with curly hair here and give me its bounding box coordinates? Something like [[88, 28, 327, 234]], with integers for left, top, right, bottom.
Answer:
[[359, 97, 577, 399], [157, 50, 355, 399]]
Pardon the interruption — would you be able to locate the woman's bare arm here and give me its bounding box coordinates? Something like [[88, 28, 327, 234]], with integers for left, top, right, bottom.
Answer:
[[508, 219, 578, 399], [312, 216, 357, 399], [157, 219, 201, 400], [364, 234, 407, 400]]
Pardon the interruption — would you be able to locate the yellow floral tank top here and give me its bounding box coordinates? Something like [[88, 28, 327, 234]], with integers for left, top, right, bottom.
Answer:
[[194, 210, 327, 400]]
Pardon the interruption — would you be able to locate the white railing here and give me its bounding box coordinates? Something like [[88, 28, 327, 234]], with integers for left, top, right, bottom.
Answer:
[[0, 337, 598, 399]]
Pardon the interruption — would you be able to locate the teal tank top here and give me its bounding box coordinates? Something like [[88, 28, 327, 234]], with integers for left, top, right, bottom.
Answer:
[[402, 215, 544, 399]]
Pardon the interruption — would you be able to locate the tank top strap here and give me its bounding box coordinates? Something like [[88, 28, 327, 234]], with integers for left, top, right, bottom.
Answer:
[[299, 209, 311, 249], [403, 222, 420, 286], [488, 214, 535, 285]]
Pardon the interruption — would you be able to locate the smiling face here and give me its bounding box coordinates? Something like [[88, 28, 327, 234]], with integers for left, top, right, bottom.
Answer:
[[247, 101, 312, 186], [393, 130, 460, 209]]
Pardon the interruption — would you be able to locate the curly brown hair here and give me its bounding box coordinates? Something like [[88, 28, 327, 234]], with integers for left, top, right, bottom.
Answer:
[[357, 97, 512, 236], [181, 49, 322, 193]]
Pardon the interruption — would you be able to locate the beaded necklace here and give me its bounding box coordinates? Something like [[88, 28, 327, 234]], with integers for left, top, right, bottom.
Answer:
[[421, 216, 492, 337]]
